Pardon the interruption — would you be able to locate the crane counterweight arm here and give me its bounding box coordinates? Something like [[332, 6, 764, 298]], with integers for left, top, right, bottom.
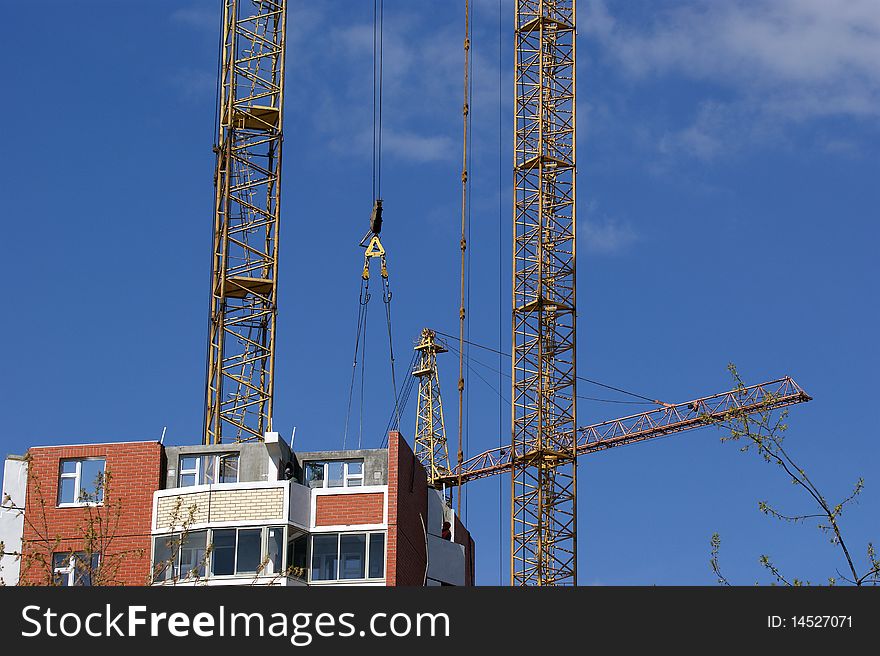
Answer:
[[434, 376, 811, 487]]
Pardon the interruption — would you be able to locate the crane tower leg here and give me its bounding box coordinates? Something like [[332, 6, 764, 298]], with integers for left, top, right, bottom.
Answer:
[[204, 0, 288, 444], [511, 0, 578, 585]]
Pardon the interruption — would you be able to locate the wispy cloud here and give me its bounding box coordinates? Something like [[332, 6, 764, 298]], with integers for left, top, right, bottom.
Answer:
[[580, 201, 639, 255], [583, 0, 880, 160]]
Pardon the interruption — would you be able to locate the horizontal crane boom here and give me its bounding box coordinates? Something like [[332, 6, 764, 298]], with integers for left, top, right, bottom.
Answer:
[[434, 376, 811, 487]]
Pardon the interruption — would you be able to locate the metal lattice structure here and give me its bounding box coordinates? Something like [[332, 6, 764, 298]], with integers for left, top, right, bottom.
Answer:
[[437, 377, 811, 487], [511, 0, 578, 585], [413, 329, 452, 484], [204, 0, 288, 444]]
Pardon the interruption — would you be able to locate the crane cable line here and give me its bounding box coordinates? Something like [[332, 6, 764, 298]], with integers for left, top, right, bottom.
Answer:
[[343, 0, 401, 449], [444, 341, 655, 406], [432, 329, 664, 406]]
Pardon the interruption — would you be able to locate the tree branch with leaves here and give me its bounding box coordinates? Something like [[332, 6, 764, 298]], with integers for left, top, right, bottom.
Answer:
[[708, 364, 878, 586]]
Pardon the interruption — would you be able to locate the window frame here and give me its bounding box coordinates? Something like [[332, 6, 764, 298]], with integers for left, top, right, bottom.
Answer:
[[177, 453, 240, 487], [151, 530, 208, 582], [53, 551, 100, 586], [153, 526, 286, 582], [308, 531, 386, 583], [57, 458, 106, 507], [304, 460, 365, 489]]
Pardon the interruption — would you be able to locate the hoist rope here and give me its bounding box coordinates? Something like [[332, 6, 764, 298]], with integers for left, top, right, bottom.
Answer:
[[382, 276, 401, 432], [456, 0, 473, 519], [343, 277, 371, 450]]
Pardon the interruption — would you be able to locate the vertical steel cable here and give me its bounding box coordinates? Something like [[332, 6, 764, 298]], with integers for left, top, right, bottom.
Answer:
[[457, 0, 472, 518]]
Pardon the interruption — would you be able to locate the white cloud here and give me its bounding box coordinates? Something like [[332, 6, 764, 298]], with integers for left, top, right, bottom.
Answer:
[[585, 0, 880, 119], [581, 215, 639, 255], [583, 0, 880, 160]]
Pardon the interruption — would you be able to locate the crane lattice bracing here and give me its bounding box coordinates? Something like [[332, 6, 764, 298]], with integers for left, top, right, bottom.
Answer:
[[413, 329, 452, 485], [437, 376, 811, 487], [204, 0, 288, 444], [512, 0, 578, 585]]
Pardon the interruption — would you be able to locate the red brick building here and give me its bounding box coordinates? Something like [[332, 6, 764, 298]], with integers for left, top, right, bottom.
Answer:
[[18, 441, 164, 586], [6, 432, 474, 587]]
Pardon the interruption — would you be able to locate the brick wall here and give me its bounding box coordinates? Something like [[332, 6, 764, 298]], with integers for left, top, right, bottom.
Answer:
[[315, 492, 383, 527], [155, 487, 284, 529], [386, 432, 429, 586], [20, 442, 163, 586]]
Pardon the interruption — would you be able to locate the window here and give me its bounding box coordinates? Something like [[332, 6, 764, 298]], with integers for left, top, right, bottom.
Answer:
[[368, 533, 385, 579], [305, 460, 364, 489], [153, 527, 285, 582], [53, 552, 100, 586], [152, 531, 208, 582], [178, 454, 239, 487], [266, 527, 284, 576], [287, 532, 308, 579], [58, 458, 105, 505], [209, 526, 281, 577], [309, 532, 385, 582]]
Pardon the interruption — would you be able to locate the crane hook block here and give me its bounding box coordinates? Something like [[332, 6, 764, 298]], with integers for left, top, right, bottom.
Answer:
[[364, 235, 385, 258], [370, 199, 384, 235]]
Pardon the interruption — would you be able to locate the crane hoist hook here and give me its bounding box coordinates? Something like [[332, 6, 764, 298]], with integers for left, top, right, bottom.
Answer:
[[361, 199, 388, 280]]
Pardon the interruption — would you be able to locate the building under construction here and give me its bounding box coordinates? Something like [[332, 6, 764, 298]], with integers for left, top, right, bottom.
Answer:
[[0, 0, 810, 587]]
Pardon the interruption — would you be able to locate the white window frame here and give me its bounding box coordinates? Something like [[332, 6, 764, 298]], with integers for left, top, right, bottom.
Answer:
[[208, 526, 286, 578], [153, 526, 287, 582], [305, 460, 365, 489], [57, 458, 106, 507], [53, 552, 100, 586], [308, 531, 385, 583], [177, 453, 239, 487]]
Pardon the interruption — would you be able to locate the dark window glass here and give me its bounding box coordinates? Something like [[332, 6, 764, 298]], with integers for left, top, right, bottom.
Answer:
[[52, 553, 70, 586], [219, 456, 239, 483], [180, 530, 207, 579], [311, 534, 338, 581], [60, 461, 77, 475], [306, 462, 325, 488], [53, 552, 98, 586], [74, 554, 99, 586], [236, 529, 262, 573], [152, 535, 176, 582], [340, 534, 366, 579], [288, 534, 308, 579], [369, 533, 385, 579], [211, 530, 236, 576]]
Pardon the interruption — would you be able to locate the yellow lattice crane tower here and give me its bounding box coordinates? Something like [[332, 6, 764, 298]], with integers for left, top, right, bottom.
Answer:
[[511, 0, 578, 585], [204, 0, 288, 444], [413, 329, 452, 484]]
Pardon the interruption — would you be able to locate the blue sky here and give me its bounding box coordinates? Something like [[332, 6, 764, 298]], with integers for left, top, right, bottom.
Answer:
[[1, 0, 878, 585]]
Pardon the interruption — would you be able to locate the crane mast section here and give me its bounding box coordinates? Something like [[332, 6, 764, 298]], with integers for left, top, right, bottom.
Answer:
[[205, 0, 287, 444], [413, 329, 452, 484], [512, 0, 578, 586], [440, 377, 811, 486]]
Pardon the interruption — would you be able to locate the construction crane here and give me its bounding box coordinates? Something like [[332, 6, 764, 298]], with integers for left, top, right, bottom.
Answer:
[[430, 376, 811, 487], [203, 0, 287, 444], [409, 335, 811, 580], [510, 0, 578, 585], [412, 329, 452, 484], [411, 0, 811, 585]]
